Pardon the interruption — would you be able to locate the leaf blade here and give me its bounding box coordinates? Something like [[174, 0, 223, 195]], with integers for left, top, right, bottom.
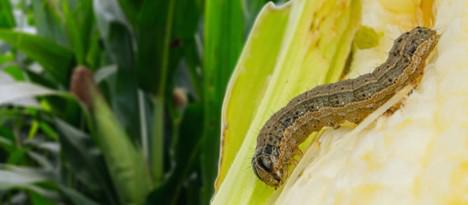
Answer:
[[215, 2, 292, 189], [0, 82, 56, 106], [0, 30, 74, 86], [202, 0, 246, 202], [0, 0, 15, 28]]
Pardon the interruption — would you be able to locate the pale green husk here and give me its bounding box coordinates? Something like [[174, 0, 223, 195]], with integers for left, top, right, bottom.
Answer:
[[213, 0, 361, 204]]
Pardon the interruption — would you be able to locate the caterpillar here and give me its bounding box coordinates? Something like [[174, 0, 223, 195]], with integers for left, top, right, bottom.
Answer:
[[252, 26, 439, 188]]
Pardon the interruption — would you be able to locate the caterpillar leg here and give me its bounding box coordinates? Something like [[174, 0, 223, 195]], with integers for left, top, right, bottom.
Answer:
[[293, 148, 303, 158], [384, 100, 404, 116]]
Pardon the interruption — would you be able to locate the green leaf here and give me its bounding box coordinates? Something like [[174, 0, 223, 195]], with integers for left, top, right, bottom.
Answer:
[[0, 82, 56, 106], [202, 0, 245, 202], [149, 96, 164, 186], [61, 0, 95, 65], [32, 0, 68, 46], [214, 2, 291, 189], [38, 122, 59, 140], [3, 64, 27, 81], [7, 149, 27, 164], [93, 1, 141, 142], [54, 119, 120, 204], [0, 51, 14, 63], [212, 0, 361, 204], [114, 0, 141, 26], [29, 191, 56, 205], [0, 127, 15, 153], [167, 0, 204, 101], [170, 0, 203, 97], [0, 166, 59, 200], [59, 186, 100, 205], [0, 166, 49, 190], [146, 103, 204, 204], [0, 0, 15, 28], [0, 30, 75, 86], [135, 0, 175, 94], [85, 28, 102, 69], [93, 0, 134, 70], [93, 94, 152, 205]]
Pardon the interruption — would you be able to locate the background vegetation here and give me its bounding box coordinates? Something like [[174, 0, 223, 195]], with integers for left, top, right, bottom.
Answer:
[[0, 0, 283, 204]]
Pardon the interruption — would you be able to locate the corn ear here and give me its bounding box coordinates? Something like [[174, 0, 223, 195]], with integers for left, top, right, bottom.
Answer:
[[277, 0, 468, 204]]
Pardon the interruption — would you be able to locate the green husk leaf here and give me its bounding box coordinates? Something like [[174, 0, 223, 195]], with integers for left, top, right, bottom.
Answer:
[[215, 2, 292, 189], [93, 94, 152, 205]]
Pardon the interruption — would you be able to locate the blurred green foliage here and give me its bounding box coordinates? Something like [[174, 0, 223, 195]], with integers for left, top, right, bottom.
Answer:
[[0, 0, 284, 204]]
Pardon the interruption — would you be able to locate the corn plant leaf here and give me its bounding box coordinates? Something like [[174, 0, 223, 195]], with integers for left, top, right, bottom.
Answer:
[[213, 0, 361, 204], [0, 82, 56, 106], [54, 119, 120, 204], [59, 186, 100, 205], [202, 0, 245, 203], [135, 0, 175, 94], [61, 0, 95, 65], [0, 167, 48, 190], [0, 30, 74, 86], [114, 0, 140, 26], [0, 165, 98, 204], [93, 0, 141, 144], [0, 166, 58, 199], [0, 0, 15, 28], [145, 103, 204, 204], [31, 0, 68, 46]]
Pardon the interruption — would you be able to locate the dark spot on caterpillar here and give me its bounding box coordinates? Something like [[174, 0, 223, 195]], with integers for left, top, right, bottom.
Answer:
[[264, 144, 273, 154], [408, 46, 417, 54]]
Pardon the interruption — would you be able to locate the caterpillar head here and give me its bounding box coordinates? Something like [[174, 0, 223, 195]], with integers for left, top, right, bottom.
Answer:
[[252, 152, 283, 188]]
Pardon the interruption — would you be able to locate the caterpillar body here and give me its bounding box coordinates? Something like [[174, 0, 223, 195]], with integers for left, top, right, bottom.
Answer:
[[252, 27, 439, 188]]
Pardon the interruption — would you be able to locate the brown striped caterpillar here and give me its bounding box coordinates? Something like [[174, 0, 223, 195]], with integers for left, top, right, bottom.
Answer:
[[252, 26, 439, 188]]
